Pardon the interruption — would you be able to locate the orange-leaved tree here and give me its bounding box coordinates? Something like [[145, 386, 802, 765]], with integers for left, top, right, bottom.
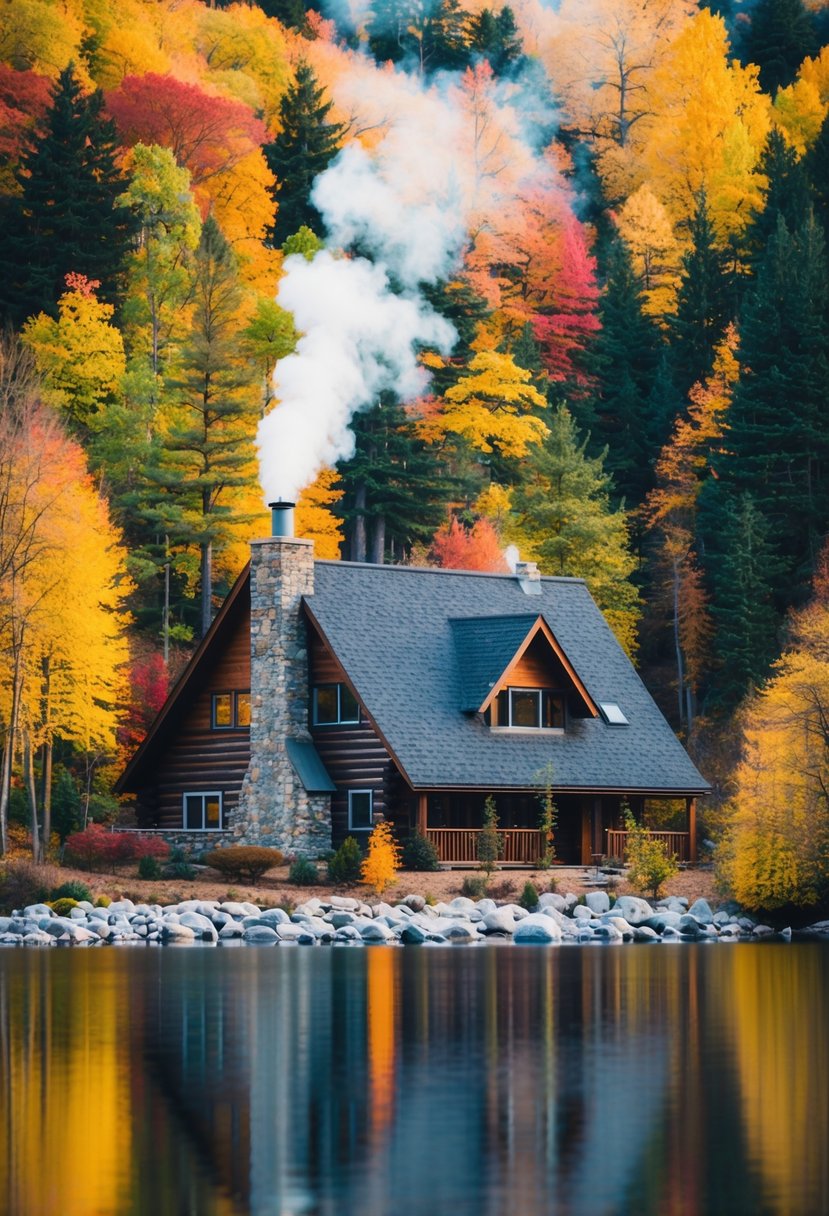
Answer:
[[361, 821, 401, 896]]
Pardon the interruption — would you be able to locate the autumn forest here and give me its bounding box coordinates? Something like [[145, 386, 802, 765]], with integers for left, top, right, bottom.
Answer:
[[1, 0, 828, 910]]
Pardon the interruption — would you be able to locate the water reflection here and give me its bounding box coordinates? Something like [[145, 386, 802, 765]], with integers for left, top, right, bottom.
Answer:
[[0, 943, 827, 1216]]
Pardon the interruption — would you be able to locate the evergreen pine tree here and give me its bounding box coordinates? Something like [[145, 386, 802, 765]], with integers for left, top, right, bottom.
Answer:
[[745, 129, 813, 270], [149, 217, 260, 636], [707, 213, 829, 602], [0, 65, 133, 326], [587, 237, 661, 507], [509, 406, 640, 652], [669, 192, 732, 396], [264, 61, 344, 246], [336, 395, 454, 563], [703, 493, 781, 712], [806, 111, 829, 244], [742, 0, 817, 95], [467, 6, 524, 75], [367, 0, 471, 73]]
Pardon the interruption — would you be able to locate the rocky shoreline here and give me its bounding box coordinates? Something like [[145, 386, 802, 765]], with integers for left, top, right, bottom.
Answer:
[[3, 889, 829, 946]]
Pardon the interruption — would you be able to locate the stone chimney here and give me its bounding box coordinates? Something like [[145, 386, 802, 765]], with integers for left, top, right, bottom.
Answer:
[[232, 503, 332, 853], [515, 560, 542, 596]]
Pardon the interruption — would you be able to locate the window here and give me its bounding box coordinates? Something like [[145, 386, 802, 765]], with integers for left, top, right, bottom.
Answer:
[[492, 688, 565, 730], [183, 792, 223, 830], [313, 683, 360, 725], [211, 691, 250, 729], [599, 702, 628, 726], [348, 789, 373, 831]]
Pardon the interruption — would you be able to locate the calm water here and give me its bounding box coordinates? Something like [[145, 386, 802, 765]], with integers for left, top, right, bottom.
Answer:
[[1, 943, 828, 1216]]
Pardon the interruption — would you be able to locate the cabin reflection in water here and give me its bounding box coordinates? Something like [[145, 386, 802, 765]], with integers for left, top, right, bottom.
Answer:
[[121, 946, 828, 1216]]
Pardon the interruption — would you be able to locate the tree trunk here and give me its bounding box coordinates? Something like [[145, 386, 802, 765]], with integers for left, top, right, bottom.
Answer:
[[39, 653, 52, 855], [163, 534, 170, 666], [0, 637, 24, 857], [352, 483, 367, 563], [24, 731, 40, 864], [200, 539, 213, 637], [369, 513, 386, 565], [672, 555, 686, 729]]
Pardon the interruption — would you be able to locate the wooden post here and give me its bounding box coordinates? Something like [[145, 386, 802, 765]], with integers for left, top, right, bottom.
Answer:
[[417, 793, 427, 836], [580, 799, 592, 865], [686, 796, 698, 863]]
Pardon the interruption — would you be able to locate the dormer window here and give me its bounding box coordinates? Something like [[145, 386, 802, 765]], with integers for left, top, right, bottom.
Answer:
[[313, 683, 360, 726], [487, 687, 565, 730]]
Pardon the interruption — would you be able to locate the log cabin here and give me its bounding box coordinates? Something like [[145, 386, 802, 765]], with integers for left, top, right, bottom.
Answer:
[[116, 503, 710, 866]]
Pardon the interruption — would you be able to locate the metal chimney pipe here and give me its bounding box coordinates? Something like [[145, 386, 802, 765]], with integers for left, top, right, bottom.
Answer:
[[268, 500, 295, 538]]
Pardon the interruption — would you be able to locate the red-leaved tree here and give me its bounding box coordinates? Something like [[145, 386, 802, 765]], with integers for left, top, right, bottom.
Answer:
[[106, 74, 266, 186], [431, 517, 508, 572], [0, 66, 51, 165]]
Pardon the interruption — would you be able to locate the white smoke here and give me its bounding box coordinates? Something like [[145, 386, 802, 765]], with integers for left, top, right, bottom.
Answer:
[[256, 55, 566, 504]]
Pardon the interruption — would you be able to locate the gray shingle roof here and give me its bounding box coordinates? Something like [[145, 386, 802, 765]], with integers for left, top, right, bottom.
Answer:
[[305, 562, 710, 795], [450, 614, 540, 711]]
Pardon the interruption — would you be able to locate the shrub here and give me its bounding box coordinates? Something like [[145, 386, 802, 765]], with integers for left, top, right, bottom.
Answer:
[[289, 856, 319, 886], [0, 859, 57, 914], [51, 879, 92, 903], [327, 836, 363, 884], [50, 897, 79, 917], [536, 763, 558, 868], [132, 835, 170, 863], [401, 832, 440, 872], [164, 847, 195, 881], [461, 875, 488, 898], [138, 855, 163, 881], [204, 846, 284, 883], [518, 880, 539, 910], [623, 805, 679, 899], [94, 894, 112, 907], [361, 821, 401, 895], [477, 796, 504, 876]]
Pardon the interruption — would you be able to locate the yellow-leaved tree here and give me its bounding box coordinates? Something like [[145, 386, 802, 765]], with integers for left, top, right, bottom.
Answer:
[[0, 341, 130, 858], [361, 821, 401, 896], [717, 555, 829, 910], [616, 184, 680, 320], [419, 350, 548, 458]]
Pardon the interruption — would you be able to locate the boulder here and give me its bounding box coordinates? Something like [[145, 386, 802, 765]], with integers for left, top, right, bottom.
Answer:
[[400, 922, 430, 945], [601, 915, 635, 940], [108, 899, 136, 915], [592, 923, 623, 942], [476, 898, 498, 916], [402, 894, 425, 913], [359, 920, 394, 943], [220, 902, 252, 918], [22, 931, 55, 946], [609, 896, 654, 926], [573, 905, 595, 921], [688, 898, 714, 925], [327, 910, 357, 928], [329, 895, 360, 911], [446, 897, 478, 918], [277, 924, 316, 944], [333, 925, 363, 942], [643, 912, 683, 934], [23, 904, 53, 919], [442, 921, 478, 942], [218, 922, 246, 940], [482, 909, 516, 935], [678, 915, 702, 938], [178, 912, 219, 941], [633, 925, 660, 942], [514, 914, 562, 943], [538, 893, 568, 913], [242, 925, 280, 944], [257, 908, 290, 926], [752, 924, 774, 938], [160, 922, 196, 943], [584, 891, 610, 915]]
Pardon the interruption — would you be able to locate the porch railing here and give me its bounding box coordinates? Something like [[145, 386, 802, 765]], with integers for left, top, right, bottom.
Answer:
[[606, 829, 691, 864], [425, 827, 545, 865]]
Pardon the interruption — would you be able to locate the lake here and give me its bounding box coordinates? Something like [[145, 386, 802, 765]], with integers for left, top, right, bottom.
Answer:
[[1, 942, 827, 1216]]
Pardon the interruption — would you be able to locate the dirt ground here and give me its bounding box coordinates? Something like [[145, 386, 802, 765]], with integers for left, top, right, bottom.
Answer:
[[37, 860, 721, 910]]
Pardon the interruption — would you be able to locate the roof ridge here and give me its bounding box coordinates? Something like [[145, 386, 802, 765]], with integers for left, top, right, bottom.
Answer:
[[313, 559, 586, 584]]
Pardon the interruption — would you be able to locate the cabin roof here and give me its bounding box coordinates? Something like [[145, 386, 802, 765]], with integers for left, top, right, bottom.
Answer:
[[306, 561, 710, 794]]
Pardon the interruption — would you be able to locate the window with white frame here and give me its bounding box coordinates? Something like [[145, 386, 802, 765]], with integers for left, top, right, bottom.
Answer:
[[348, 789, 373, 831], [183, 791, 223, 830]]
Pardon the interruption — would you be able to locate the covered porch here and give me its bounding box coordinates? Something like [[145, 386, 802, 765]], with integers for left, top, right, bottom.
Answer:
[[407, 790, 698, 867]]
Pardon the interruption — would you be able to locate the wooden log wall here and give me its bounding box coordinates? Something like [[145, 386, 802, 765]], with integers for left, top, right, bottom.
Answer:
[[507, 633, 567, 688], [138, 605, 252, 830], [308, 627, 401, 845]]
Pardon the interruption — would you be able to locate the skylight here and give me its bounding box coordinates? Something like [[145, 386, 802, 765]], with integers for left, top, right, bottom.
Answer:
[[599, 702, 628, 725]]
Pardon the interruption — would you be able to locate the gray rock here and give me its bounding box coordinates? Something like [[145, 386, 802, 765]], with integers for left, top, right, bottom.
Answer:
[[258, 908, 290, 926], [178, 912, 219, 941], [276, 923, 311, 942], [609, 896, 654, 925], [0, 917, 14, 933], [443, 921, 478, 942], [333, 925, 363, 942], [218, 922, 246, 940], [475, 898, 498, 915], [23, 904, 53, 919], [483, 909, 516, 935], [538, 893, 568, 913], [800, 920, 829, 936], [713, 910, 730, 926], [688, 898, 714, 925], [572, 904, 595, 921], [585, 891, 610, 915], [500, 903, 530, 921], [329, 895, 360, 911], [87, 907, 110, 922], [242, 925, 280, 944], [752, 924, 774, 938], [326, 910, 357, 928], [592, 923, 623, 942], [633, 925, 660, 942], [780, 927, 792, 940], [219, 901, 251, 918], [400, 922, 430, 944], [392, 903, 414, 917], [402, 894, 425, 912], [514, 914, 562, 943], [562, 892, 579, 912], [160, 922, 196, 943], [601, 915, 635, 940], [446, 897, 477, 917], [23, 931, 55, 946], [657, 896, 688, 913], [210, 911, 234, 929], [643, 911, 683, 934], [678, 915, 703, 938], [359, 920, 394, 943], [108, 899, 136, 915]]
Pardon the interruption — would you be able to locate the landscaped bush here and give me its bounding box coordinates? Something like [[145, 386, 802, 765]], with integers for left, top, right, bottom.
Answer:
[[518, 880, 540, 910], [361, 821, 401, 895], [327, 836, 363, 884], [94, 894, 111, 908], [289, 856, 319, 886], [204, 846, 284, 883], [461, 874, 488, 898], [50, 897, 79, 917], [164, 847, 195, 881], [401, 832, 440, 872], [138, 855, 163, 881], [51, 879, 92, 903], [64, 825, 167, 871], [131, 835, 170, 863], [0, 859, 60, 914], [623, 806, 679, 899]]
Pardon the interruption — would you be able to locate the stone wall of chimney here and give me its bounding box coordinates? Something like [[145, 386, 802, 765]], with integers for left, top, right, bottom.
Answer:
[[230, 535, 332, 853]]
